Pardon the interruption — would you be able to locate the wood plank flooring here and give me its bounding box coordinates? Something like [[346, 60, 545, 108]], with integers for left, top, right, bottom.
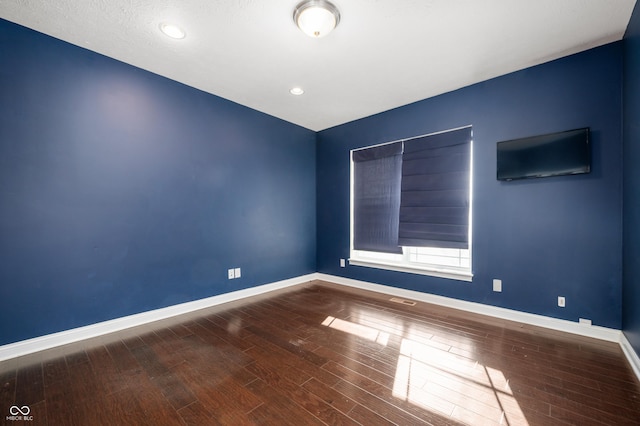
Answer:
[[1, 280, 639, 425]]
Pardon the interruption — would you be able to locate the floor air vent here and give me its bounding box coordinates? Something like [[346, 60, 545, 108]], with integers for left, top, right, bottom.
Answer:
[[389, 297, 416, 306]]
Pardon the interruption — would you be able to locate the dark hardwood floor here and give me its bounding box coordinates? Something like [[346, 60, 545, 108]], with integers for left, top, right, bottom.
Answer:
[[1, 280, 639, 425]]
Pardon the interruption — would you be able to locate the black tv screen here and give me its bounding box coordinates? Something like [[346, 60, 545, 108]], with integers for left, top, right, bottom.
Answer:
[[496, 128, 590, 181]]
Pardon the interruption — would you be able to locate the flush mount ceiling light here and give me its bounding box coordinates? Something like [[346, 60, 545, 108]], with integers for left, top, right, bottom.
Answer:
[[290, 87, 305, 95], [159, 23, 186, 39], [293, 0, 340, 38]]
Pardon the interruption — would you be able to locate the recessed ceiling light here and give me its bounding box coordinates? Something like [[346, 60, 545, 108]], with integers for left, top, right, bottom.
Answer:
[[159, 23, 186, 39], [290, 87, 305, 96], [293, 0, 340, 38]]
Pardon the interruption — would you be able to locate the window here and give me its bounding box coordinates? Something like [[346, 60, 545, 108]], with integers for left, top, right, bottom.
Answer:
[[350, 126, 473, 281]]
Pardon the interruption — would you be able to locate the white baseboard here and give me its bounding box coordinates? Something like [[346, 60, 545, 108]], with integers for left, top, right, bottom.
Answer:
[[0, 274, 315, 362], [316, 273, 621, 342], [2, 271, 639, 385], [621, 332, 640, 380]]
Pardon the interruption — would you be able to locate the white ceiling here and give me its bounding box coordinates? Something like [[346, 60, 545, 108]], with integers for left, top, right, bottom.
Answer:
[[0, 0, 636, 131]]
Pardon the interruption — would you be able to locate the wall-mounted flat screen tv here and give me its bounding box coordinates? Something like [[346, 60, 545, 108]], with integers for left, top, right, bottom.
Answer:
[[496, 128, 590, 181]]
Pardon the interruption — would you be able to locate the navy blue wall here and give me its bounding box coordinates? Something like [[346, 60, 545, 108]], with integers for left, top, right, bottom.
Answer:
[[623, 3, 640, 356], [317, 43, 623, 329], [0, 19, 316, 345], [0, 14, 631, 348]]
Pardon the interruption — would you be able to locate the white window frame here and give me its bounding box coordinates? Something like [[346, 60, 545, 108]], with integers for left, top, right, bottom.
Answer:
[[349, 130, 473, 282]]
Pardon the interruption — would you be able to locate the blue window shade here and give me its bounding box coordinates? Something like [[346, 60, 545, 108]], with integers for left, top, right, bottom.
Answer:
[[399, 127, 471, 249], [352, 142, 403, 254]]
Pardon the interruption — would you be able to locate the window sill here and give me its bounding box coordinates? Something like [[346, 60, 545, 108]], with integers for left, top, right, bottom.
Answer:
[[348, 258, 473, 282]]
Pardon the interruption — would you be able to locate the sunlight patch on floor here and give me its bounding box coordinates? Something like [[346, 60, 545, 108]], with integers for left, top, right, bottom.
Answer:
[[393, 338, 529, 425], [319, 310, 529, 425], [322, 316, 390, 346]]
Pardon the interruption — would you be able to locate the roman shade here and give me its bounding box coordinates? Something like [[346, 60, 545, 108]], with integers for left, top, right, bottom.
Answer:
[[398, 127, 471, 249], [352, 142, 403, 254]]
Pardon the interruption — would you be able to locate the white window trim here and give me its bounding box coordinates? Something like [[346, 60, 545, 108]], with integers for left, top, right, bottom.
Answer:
[[348, 258, 473, 282], [349, 127, 474, 283]]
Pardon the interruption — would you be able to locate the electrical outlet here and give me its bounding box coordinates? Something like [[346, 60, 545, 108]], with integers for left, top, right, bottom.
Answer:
[[234, 267, 241, 278], [228, 269, 235, 279], [579, 318, 592, 326], [492, 279, 502, 292], [558, 296, 565, 307], [340, 258, 346, 268]]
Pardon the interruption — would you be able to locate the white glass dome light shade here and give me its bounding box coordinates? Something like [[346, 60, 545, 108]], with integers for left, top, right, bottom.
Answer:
[[294, 0, 340, 38]]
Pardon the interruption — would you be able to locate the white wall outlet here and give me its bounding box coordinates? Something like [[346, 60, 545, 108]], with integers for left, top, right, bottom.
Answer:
[[228, 269, 235, 279], [234, 267, 241, 278], [579, 318, 592, 326], [340, 258, 346, 268], [558, 296, 566, 307], [492, 279, 502, 292]]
